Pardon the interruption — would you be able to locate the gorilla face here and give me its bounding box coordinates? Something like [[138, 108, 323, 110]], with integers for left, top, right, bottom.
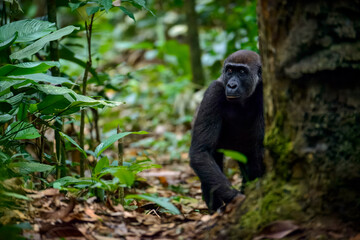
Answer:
[[223, 63, 260, 101]]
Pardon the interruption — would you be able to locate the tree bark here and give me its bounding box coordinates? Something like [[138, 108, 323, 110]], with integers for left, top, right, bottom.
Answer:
[[225, 0, 360, 239], [185, 0, 205, 88]]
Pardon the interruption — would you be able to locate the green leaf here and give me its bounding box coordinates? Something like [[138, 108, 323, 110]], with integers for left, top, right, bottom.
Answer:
[[99, 0, 113, 12], [52, 176, 80, 186], [0, 61, 60, 76], [119, 6, 135, 21], [0, 114, 12, 124], [5, 121, 41, 140], [0, 19, 56, 43], [95, 131, 148, 157], [33, 85, 121, 116], [0, 150, 10, 163], [0, 32, 18, 50], [10, 162, 54, 174], [94, 156, 110, 175], [7, 73, 73, 85], [2, 192, 30, 201], [217, 149, 248, 164], [36, 84, 74, 95], [112, 168, 135, 186], [10, 25, 80, 60], [69, 1, 87, 11], [33, 94, 72, 115], [86, 6, 100, 15], [59, 132, 87, 158], [126, 194, 180, 214], [123, 0, 155, 16]]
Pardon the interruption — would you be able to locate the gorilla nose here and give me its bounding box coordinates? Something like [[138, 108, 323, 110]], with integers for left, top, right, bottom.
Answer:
[[227, 82, 238, 89]]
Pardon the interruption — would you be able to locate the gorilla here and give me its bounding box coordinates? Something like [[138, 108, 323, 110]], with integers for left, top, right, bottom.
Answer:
[[189, 50, 265, 211]]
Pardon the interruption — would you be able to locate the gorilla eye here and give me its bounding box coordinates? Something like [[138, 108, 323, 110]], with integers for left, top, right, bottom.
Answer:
[[240, 69, 245, 74], [227, 68, 232, 73]]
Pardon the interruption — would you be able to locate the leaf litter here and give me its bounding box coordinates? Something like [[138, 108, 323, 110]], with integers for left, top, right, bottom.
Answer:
[[19, 161, 248, 239]]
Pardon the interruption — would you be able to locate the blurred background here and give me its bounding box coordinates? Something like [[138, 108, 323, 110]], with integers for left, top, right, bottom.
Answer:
[[11, 0, 258, 162]]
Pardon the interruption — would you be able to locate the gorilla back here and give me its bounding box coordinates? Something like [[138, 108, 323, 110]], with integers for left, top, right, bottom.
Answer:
[[189, 50, 264, 211]]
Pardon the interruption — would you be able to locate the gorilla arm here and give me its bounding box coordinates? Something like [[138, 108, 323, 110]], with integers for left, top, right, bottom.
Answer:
[[189, 80, 239, 211]]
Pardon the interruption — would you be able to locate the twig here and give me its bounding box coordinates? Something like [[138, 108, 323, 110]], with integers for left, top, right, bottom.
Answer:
[[79, 13, 95, 177]]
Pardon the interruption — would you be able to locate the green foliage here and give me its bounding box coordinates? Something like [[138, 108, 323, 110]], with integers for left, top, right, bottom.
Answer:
[[53, 158, 160, 198], [0, 19, 56, 43], [126, 194, 180, 215], [94, 131, 148, 157], [217, 149, 248, 164], [10, 25, 79, 60]]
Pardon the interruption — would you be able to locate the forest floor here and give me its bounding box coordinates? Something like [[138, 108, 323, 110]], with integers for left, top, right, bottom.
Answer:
[[15, 145, 244, 240], [6, 139, 359, 240]]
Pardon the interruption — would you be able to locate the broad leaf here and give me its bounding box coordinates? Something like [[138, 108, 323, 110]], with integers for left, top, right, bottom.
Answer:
[[123, 0, 155, 16], [126, 194, 180, 214], [2, 192, 30, 201], [33, 85, 121, 116], [94, 156, 110, 175], [112, 167, 135, 186], [10, 25, 80, 60], [0, 114, 12, 124], [95, 131, 148, 157], [0, 19, 55, 43], [0, 62, 60, 76], [5, 121, 41, 140], [0, 32, 18, 50], [7, 73, 73, 85], [86, 6, 100, 15], [60, 132, 87, 158], [10, 162, 54, 174], [69, 1, 87, 11], [217, 149, 248, 163], [99, 0, 113, 12], [119, 6, 135, 21]]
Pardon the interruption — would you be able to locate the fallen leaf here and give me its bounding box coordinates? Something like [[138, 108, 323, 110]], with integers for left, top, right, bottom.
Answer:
[[254, 220, 300, 240], [200, 215, 211, 222], [28, 188, 60, 199], [41, 197, 75, 220], [84, 207, 102, 221], [158, 176, 169, 187]]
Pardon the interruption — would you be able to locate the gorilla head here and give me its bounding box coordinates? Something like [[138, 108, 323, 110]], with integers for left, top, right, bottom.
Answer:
[[221, 50, 262, 102]]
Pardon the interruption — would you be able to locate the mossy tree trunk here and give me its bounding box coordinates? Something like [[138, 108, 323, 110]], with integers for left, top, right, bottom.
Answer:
[[228, 0, 360, 239]]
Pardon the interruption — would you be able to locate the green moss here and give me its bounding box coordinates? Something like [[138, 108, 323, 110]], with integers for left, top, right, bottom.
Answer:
[[264, 111, 294, 179], [232, 175, 304, 239]]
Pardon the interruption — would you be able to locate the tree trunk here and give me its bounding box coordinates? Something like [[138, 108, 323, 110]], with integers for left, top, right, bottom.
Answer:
[[228, 0, 360, 239], [185, 0, 205, 88]]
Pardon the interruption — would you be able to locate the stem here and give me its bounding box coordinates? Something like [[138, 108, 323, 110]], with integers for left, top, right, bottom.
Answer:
[[79, 14, 95, 177], [39, 127, 45, 188], [91, 108, 101, 144], [117, 125, 125, 205], [47, 0, 59, 76]]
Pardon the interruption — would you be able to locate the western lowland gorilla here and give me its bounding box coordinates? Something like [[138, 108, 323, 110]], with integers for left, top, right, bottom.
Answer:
[[190, 50, 265, 211]]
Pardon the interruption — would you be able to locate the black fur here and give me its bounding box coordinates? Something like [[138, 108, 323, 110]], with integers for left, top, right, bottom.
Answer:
[[189, 50, 265, 211]]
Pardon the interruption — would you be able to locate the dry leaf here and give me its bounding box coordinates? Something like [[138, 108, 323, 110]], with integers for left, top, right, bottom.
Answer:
[[158, 176, 169, 187], [84, 207, 102, 221], [41, 198, 75, 220], [254, 220, 300, 240]]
